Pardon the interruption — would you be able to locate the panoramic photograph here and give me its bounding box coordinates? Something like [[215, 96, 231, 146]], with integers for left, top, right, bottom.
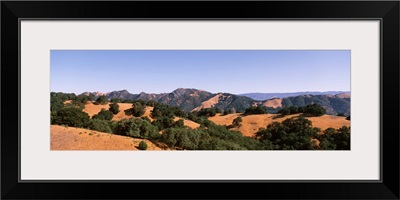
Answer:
[[50, 50, 350, 150]]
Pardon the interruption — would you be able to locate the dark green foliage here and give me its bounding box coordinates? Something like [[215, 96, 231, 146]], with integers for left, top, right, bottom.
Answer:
[[302, 104, 326, 116], [318, 126, 350, 150], [232, 117, 243, 127], [160, 125, 264, 150], [73, 94, 90, 108], [92, 109, 114, 121], [335, 126, 351, 150], [172, 119, 185, 128], [187, 112, 198, 121], [161, 128, 201, 150], [346, 116, 350, 120], [141, 116, 151, 122], [278, 107, 291, 115], [152, 116, 174, 130], [131, 102, 146, 117], [277, 106, 300, 116], [150, 103, 185, 119], [113, 118, 160, 140], [288, 106, 298, 114], [277, 104, 326, 117], [319, 128, 337, 150], [244, 105, 267, 115], [189, 115, 215, 128], [95, 95, 108, 105], [50, 92, 76, 112], [109, 103, 120, 114], [197, 108, 218, 117], [255, 117, 319, 150], [145, 100, 157, 107], [88, 119, 112, 133], [111, 98, 122, 103], [122, 99, 135, 103], [222, 109, 233, 116], [53, 107, 90, 128], [138, 141, 148, 150], [50, 111, 57, 124], [337, 113, 345, 117]]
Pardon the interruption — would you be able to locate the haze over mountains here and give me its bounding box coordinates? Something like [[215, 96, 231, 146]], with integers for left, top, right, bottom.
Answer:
[[240, 91, 350, 101], [80, 88, 350, 115]]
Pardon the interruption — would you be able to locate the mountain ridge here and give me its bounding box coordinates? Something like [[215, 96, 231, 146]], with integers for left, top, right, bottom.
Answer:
[[79, 88, 350, 115]]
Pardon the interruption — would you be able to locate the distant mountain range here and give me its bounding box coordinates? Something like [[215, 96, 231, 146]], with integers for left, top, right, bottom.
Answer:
[[239, 91, 350, 101], [81, 88, 350, 115]]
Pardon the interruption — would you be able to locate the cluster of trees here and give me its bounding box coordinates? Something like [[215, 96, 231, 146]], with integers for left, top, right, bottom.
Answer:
[[159, 124, 265, 150], [244, 105, 267, 115], [151, 103, 186, 119], [94, 95, 108, 105], [277, 104, 327, 117], [92, 109, 114, 121], [255, 117, 350, 150], [222, 109, 234, 116], [194, 108, 222, 117], [318, 126, 350, 150]]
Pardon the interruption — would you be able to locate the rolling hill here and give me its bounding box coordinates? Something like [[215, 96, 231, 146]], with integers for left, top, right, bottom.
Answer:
[[81, 88, 350, 115], [240, 91, 349, 101]]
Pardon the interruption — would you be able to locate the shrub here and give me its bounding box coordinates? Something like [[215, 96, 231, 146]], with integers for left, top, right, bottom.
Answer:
[[138, 141, 148, 150], [302, 104, 326, 116], [346, 116, 350, 120], [109, 103, 120, 114], [131, 102, 146, 117], [198, 108, 218, 117], [232, 117, 243, 128], [53, 107, 90, 128], [111, 98, 122, 103], [152, 116, 174, 130], [172, 119, 185, 128], [92, 109, 114, 121], [88, 119, 112, 133], [337, 113, 345, 117], [255, 117, 319, 150], [222, 109, 233, 116], [113, 118, 160, 140], [95, 95, 108, 105], [244, 105, 267, 115]]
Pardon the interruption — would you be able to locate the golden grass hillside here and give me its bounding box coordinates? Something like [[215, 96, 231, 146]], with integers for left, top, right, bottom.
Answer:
[[51, 125, 165, 150], [81, 101, 200, 128], [209, 113, 350, 137]]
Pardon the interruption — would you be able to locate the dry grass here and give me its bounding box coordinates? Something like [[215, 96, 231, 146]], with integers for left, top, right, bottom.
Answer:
[[262, 98, 282, 108], [209, 113, 349, 137], [143, 106, 154, 121], [306, 115, 350, 132], [174, 117, 200, 129], [50, 125, 165, 150], [192, 94, 222, 111], [81, 101, 155, 121]]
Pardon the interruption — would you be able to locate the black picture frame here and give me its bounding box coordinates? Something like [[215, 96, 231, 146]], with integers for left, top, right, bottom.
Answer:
[[1, 1, 399, 199]]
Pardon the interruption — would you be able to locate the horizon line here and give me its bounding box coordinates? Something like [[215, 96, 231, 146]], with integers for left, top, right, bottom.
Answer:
[[50, 88, 351, 95]]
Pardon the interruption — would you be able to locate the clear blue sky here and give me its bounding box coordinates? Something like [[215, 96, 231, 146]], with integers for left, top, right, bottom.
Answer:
[[51, 50, 350, 94]]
